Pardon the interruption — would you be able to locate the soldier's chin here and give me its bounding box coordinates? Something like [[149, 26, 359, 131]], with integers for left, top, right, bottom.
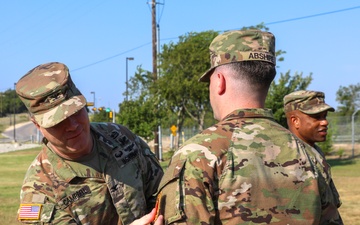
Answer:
[[316, 136, 327, 142]]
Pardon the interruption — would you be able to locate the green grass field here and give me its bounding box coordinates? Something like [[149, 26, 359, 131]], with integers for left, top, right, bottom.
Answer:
[[1, 147, 359, 224], [0, 147, 41, 224]]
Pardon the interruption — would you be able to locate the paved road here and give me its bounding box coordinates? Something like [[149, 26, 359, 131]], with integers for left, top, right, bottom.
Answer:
[[2, 121, 42, 143], [0, 121, 42, 153]]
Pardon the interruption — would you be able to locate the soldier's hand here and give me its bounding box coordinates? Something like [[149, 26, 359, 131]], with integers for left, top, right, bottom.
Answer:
[[153, 215, 163, 225], [130, 208, 163, 225]]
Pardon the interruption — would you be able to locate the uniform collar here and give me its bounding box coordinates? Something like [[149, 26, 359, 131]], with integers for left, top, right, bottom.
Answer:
[[222, 108, 274, 121]]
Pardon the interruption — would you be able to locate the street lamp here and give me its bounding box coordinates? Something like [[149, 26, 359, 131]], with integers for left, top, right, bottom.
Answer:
[[352, 109, 360, 158], [125, 57, 134, 101], [13, 82, 16, 143], [90, 91, 96, 107], [0, 93, 3, 117]]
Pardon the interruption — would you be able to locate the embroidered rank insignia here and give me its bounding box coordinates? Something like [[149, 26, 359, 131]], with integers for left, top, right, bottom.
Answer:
[[18, 204, 42, 220]]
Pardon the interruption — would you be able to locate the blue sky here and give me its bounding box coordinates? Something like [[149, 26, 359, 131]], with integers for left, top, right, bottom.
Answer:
[[1, 1, 359, 111]]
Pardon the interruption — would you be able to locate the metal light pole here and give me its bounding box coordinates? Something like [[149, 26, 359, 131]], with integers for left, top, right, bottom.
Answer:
[[0, 93, 3, 117], [352, 109, 359, 158], [13, 82, 16, 143], [90, 91, 96, 107], [125, 57, 134, 101]]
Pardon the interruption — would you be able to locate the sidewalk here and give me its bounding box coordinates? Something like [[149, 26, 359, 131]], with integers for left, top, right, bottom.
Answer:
[[1, 121, 41, 153], [0, 143, 40, 154]]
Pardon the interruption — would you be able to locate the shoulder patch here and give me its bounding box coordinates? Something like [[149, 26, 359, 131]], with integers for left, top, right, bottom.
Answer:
[[18, 204, 42, 221], [112, 132, 139, 165], [91, 123, 139, 166]]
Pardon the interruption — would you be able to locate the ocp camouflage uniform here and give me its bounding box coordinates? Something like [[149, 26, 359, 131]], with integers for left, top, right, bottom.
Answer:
[[158, 109, 342, 224], [19, 122, 163, 225]]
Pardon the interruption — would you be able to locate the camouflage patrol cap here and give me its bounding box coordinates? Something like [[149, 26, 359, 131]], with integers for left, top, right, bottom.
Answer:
[[199, 29, 276, 82], [283, 90, 335, 114], [16, 62, 87, 128]]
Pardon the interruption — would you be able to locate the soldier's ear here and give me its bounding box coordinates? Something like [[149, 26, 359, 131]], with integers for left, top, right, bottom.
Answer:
[[293, 116, 300, 129], [290, 114, 300, 129], [218, 72, 226, 95]]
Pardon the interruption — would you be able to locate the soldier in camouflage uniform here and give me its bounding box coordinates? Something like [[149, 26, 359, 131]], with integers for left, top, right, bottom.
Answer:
[[284, 90, 342, 219], [156, 30, 343, 224], [15, 62, 164, 225], [284, 90, 335, 148]]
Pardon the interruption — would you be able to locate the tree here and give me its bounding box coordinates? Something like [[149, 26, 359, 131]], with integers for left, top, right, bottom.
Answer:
[[266, 71, 313, 127], [118, 99, 158, 142], [116, 31, 219, 144], [336, 83, 360, 116], [118, 66, 168, 141], [117, 25, 317, 150], [0, 89, 27, 117], [158, 30, 219, 133], [317, 125, 334, 155], [90, 109, 110, 123]]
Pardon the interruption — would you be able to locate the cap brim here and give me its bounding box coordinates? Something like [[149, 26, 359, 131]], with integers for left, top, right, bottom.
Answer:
[[300, 104, 335, 115], [198, 67, 215, 82], [33, 95, 87, 128]]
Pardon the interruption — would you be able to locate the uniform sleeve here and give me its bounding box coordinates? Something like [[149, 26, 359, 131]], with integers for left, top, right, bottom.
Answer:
[[18, 157, 78, 224], [136, 136, 164, 212], [318, 162, 343, 224], [307, 146, 343, 225], [157, 145, 218, 225]]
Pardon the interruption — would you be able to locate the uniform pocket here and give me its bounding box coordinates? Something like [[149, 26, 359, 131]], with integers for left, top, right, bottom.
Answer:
[[40, 203, 55, 223]]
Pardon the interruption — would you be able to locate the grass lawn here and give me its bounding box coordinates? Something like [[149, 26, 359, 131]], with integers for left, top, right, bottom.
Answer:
[[0, 147, 41, 224], [327, 157, 360, 224], [1, 147, 358, 224]]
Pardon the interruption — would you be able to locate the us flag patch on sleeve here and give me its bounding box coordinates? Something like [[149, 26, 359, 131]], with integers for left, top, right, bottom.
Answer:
[[18, 204, 42, 220]]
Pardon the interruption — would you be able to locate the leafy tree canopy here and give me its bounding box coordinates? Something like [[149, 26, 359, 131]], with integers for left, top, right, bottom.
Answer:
[[116, 24, 316, 147], [266, 71, 313, 128], [336, 83, 360, 116]]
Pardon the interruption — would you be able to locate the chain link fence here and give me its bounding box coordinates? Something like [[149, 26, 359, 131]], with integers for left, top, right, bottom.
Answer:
[[160, 115, 360, 152], [328, 115, 360, 143]]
